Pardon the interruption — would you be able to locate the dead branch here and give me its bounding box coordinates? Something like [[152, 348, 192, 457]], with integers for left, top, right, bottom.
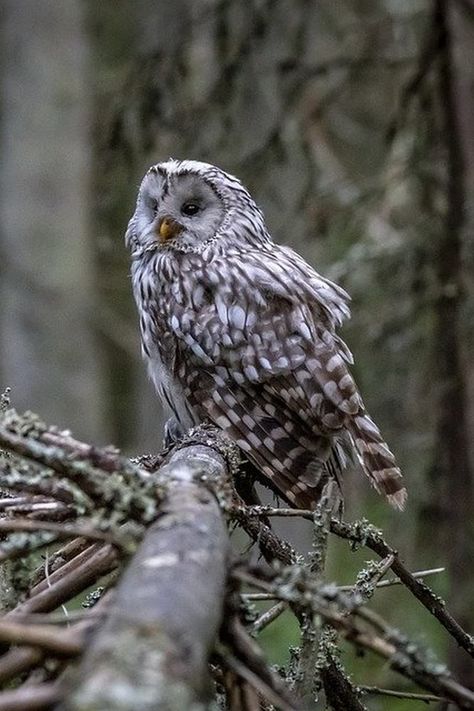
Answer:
[[0, 407, 473, 709], [10, 544, 116, 617], [330, 517, 474, 659], [0, 620, 83, 656], [0, 409, 157, 523], [239, 506, 474, 660], [0, 520, 120, 549], [320, 657, 368, 711], [0, 683, 61, 711], [59, 441, 235, 711]]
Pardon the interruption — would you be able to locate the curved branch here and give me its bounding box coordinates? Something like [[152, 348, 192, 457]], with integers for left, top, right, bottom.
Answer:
[[60, 442, 233, 711]]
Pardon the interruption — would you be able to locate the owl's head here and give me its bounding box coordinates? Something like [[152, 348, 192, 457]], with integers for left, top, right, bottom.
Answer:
[[125, 159, 269, 256]]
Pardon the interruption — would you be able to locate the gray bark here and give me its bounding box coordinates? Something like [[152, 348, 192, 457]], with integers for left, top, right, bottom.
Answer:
[[60, 444, 231, 711], [0, 0, 106, 442], [427, 0, 474, 689]]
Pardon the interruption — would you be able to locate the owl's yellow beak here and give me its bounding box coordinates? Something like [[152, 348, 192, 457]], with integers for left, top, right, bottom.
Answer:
[[157, 217, 182, 243]]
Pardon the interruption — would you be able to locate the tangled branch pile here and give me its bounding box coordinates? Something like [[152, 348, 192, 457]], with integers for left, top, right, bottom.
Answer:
[[0, 393, 472, 710]]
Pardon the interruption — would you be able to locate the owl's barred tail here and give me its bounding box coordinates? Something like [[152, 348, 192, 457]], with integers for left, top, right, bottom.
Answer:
[[349, 414, 407, 510]]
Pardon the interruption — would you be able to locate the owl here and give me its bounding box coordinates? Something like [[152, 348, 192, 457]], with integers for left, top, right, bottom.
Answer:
[[125, 159, 407, 511]]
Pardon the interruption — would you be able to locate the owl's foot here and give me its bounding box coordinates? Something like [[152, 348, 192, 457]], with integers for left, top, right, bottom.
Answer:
[[163, 417, 185, 447]]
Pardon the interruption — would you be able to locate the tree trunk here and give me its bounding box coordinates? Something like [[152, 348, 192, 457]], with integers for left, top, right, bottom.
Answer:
[[0, 0, 106, 442], [426, 0, 474, 691], [60, 443, 231, 711]]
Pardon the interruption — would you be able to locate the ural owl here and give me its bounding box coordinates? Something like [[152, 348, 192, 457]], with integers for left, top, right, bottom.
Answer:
[[126, 159, 406, 510]]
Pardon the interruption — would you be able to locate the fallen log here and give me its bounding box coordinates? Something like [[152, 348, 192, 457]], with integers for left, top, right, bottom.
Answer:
[[60, 442, 233, 711]]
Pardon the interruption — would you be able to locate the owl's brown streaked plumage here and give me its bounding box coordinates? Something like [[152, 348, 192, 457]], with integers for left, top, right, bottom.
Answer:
[[126, 159, 407, 510]]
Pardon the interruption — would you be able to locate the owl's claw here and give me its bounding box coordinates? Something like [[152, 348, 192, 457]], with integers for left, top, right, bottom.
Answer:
[[163, 417, 185, 447]]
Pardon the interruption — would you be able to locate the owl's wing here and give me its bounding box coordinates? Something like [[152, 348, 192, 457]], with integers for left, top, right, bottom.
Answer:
[[166, 245, 406, 509]]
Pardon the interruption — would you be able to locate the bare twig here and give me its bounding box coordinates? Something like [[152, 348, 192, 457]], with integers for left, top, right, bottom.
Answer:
[[359, 685, 447, 703], [216, 647, 298, 711], [0, 683, 61, 710], [30, 537, 92, 587], [330, 518, 474, 659], [338, 567, 445, 591], [238, 506, 474, 659], [30, 543, 105, 596], [0, 519, 121, 548], [9, 544, 117, 617], [3, 609, 107, 625], [0, 496, 57, 509], [253, 601, 288, 633], [0, 619, 84, 656]]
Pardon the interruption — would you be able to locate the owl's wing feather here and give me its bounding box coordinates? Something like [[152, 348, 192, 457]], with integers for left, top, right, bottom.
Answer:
[[184, 366, 336, 508], [164, 245, 406, 509]]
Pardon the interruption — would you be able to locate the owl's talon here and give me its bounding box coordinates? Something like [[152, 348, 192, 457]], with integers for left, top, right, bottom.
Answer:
[[163, 417, 185, 447]]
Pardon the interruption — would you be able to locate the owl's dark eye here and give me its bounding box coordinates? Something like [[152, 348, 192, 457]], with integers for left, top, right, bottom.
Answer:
[[181, 202, 200, 216]]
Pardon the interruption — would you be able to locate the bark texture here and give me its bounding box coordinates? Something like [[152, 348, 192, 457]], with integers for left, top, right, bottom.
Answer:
[[426, 0, 474, 689], [60, 444, 231, 711]]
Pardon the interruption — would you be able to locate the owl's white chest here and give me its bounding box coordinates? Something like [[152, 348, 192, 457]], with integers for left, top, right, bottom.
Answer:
[[133, 255, 198, 431], [145, 345, 197, 430]]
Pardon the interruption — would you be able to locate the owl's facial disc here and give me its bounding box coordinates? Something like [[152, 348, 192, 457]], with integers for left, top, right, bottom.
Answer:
[[146, 172, 226, 250]]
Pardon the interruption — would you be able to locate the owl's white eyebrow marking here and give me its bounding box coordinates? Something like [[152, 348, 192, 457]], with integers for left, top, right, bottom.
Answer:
[[160, 176, 170, 198]]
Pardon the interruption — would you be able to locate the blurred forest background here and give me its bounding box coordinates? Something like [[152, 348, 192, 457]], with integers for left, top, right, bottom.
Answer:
[[0, 1, 473, 708]]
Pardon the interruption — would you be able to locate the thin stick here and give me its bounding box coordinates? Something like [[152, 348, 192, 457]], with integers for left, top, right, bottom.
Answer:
[[239, 507, 474, 659], [0, 682, 61, 710], [0, 620, 83, 656], [0, 496, 55, 508], [1, 609, 106, 625], [8, 544, 116, 617], [234, 505, 309, 518], [338, 567, 445, 591], [359, 685, 447, 703], [253, 601, 288, 633], [0, 519, 121, 547], [30, 543, 102, 596], [331, 518, 474, 659], [216, 646, 297, 711], [30, 537, 91, 587]]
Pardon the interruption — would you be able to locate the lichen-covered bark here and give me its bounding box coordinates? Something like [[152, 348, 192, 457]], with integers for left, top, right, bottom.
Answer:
[[61, 444, 231, 711]]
